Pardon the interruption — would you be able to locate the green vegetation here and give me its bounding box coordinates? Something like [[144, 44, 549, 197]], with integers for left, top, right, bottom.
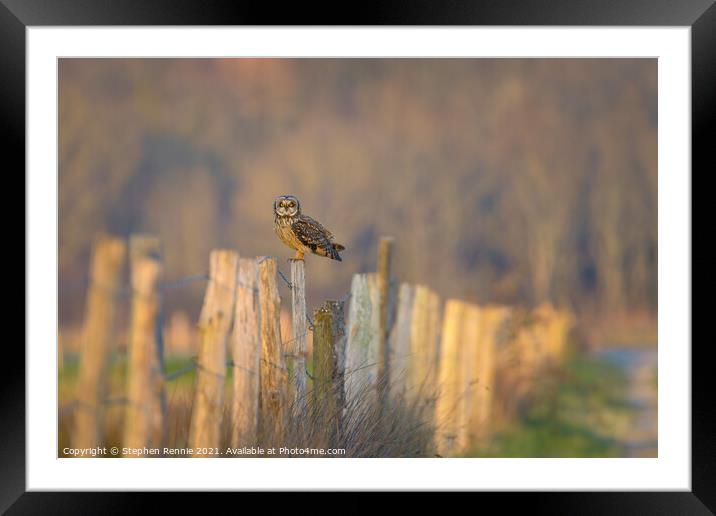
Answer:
[[468, 355, 635, 457], [60, 349, 647, 458]]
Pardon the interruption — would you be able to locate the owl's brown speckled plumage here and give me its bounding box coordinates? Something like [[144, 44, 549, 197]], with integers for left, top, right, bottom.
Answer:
[[273, 195, 345, 261]]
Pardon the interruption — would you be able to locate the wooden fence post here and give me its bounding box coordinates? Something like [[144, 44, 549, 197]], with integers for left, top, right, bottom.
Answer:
[[258, 257, 287, 441], [388, 283, 443, 406], [289, 258, 308, 410], [408, 285, 442, 407], [327, 300, 347, 427], [491, 307, 526, 430], [230, 258, 260, 448], [457, 304, 483, 453], [469, 306, 512, 443], [377, 236, 395, 406], [312, 304, 335, 439], [530, 303, 553, 369], [434, 299, 466, 457], [535, 303, 572, 362], [344, 273, 381, 409], [188, 250, 239, 456], [503, 306, 552, 417], [552, 308, 573, 359], [388, 283, 415, 399], [312, 300, 346, 443], [123, 235, 166, 454], [73, 235, 126, 449]]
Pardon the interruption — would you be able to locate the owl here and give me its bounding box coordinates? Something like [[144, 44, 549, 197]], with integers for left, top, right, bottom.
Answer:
[[273, 195, 345, 262]]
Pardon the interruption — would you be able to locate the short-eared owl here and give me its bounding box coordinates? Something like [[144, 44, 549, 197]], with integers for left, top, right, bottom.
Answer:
[[274, 195, 345, 261]]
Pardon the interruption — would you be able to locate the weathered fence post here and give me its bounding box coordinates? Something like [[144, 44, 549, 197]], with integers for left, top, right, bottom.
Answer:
[[528, 304, 552, 371], [388, 283, 443, 407], [535, 303, 572, 362], [388, 283, 415, 399], [502, 305, 556, 419], [123, 235, 166, 454], [456, 304, 483, 452], [468, 306, 512, 444], [377, 236, 395, 406], [312, 300, 346, 443], [312, 304, 335, 439], [551, 307, 573, 359], [258, 257, 287, 441], [230, 258, 260, 448], [407, 285, 442, 406], [289, 258, 308, 410], [188, 250, 239, 456], [495, 306, 537, 431], [344, 273, 381, 409], [434, 299, 466, 457], [73, 235, 126, 449], [328, 300, 347, 429]]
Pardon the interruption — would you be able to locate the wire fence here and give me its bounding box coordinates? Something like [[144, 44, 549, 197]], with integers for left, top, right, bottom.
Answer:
[[58, 260, 351, 416], [59, 347, 426, 418], [59, 255, 411, 426], [61, 261, 384, 389], [60, 260, 317, 333]]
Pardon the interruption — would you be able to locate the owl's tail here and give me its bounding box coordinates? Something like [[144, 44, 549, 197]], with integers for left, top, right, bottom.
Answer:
[[330, 243, 345, 261]]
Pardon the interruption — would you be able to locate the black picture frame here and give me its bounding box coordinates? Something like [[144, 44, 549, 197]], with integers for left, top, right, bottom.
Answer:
[[5, 0, 710, 510]]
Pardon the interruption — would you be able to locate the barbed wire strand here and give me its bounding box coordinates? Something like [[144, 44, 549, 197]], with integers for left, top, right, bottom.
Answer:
[[159, 274, 209, 291], [61, 263, 357, 388]]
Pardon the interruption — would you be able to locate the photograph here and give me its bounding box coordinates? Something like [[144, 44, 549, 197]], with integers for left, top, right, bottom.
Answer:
[[57, 57, 658, 460]]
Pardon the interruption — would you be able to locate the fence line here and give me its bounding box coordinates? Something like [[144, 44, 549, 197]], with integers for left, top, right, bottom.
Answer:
[[63, 261, 316, 332], [64, 233, 573, 458]]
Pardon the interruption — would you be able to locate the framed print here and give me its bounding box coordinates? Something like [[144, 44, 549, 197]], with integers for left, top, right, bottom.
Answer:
[[7, 0, 711, 510]]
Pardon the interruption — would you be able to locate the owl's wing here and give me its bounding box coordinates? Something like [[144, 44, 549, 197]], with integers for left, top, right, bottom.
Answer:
[[292, 216, 341, 260], [298, 215, 334, 240]]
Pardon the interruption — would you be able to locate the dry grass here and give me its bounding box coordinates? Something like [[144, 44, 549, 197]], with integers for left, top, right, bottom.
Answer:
[[58, 360, 437, 458], [252, 377, 436, 457]]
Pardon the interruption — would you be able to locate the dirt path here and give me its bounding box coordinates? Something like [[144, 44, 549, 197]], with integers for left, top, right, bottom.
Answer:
[[597, 347, 658, 457]]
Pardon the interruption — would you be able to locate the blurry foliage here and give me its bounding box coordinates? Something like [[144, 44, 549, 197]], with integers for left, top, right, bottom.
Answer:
[[469, 355, 633, 457], [59, 58, 657, 322]]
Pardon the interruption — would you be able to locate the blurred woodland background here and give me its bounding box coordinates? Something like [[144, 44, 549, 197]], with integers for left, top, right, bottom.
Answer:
[[59, 58, 657, 341]]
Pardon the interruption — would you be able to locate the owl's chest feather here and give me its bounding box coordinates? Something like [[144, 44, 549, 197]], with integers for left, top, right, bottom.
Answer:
[[274, 217, 304, 250]]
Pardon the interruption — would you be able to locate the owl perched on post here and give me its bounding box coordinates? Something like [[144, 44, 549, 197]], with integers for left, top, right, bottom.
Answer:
[[273, 195, 345, 262]]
